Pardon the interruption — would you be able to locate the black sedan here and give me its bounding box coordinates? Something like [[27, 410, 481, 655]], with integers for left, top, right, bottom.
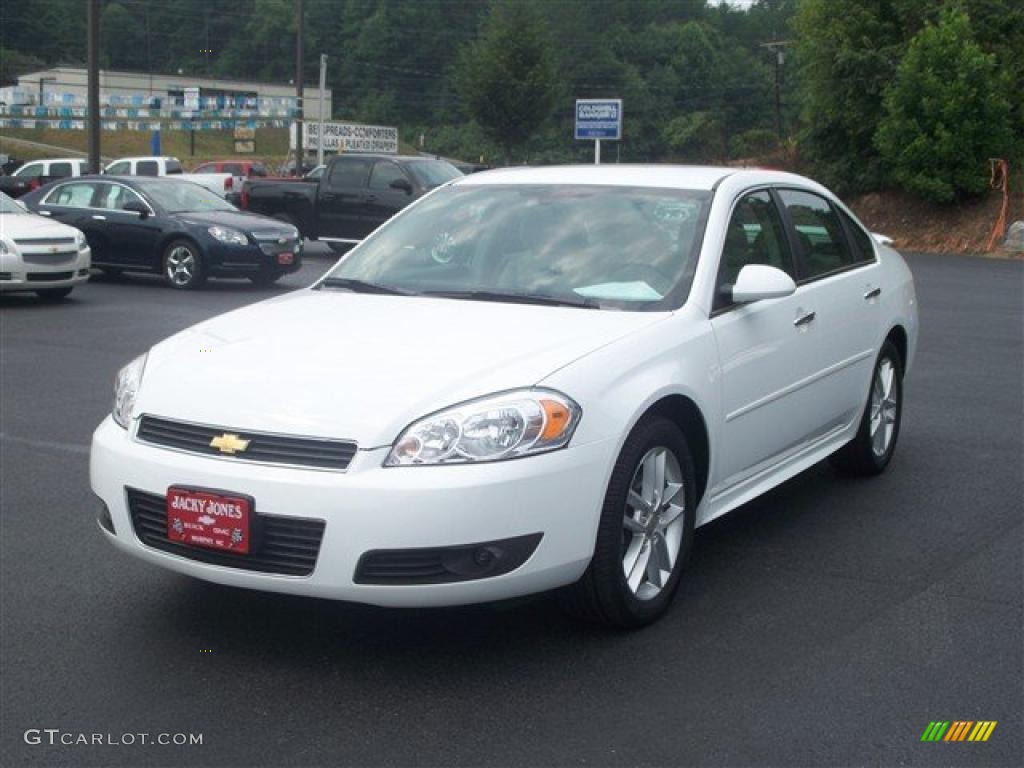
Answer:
[[20, 175, 302, 289]]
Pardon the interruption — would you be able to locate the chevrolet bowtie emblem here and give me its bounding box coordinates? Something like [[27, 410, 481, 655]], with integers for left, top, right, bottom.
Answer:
[[209, 433, 250, 454]]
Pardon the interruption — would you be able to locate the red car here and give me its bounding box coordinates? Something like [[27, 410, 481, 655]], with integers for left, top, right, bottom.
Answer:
[[192, 161, 269, 204]]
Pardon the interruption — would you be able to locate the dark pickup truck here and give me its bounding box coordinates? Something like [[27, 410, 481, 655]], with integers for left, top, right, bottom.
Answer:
[[239, 154, 462, 251]]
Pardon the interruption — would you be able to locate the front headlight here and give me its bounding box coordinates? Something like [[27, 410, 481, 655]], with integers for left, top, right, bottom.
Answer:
[[385, 389, 581, 466], [113, 353, 148, 429], [75, 231, 88, 250], [0, 239, 12, 256], [208, 226, 248, 245]]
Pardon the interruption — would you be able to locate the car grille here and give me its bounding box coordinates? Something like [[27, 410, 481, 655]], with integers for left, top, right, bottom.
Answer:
[[22, 251, 78, 266], [14, 237, 76, 246], [127, 488, 325, 577], [136, 415, 357, 471], [26, 271, 73, 282]]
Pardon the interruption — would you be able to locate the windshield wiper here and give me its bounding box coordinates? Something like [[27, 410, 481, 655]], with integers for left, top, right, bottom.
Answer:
[[317, 277, 414, 296], [419, 289, 598, 309]]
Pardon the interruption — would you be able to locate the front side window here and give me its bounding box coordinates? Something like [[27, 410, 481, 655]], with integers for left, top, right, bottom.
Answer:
[[406, 160, 462, 188], [106, 161, 130, 175], [778, 189, 852, 279], [323, 184, 711, 311], [715, 190, 794, 310], [49, 162, 73, 178], [192, 163, 214, 173], [369, 161, 407, 191], [136, 161, 160, 177], [14, 163, 42, 178], [95, 183, 148, 212], [47, 182, 98, 208]]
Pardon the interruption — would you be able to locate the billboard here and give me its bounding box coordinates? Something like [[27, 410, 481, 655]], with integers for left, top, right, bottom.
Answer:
[[292, 121, 398, 154]]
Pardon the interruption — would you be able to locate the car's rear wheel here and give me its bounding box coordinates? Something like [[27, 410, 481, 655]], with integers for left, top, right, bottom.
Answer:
[[560, 416, 695, 628], [830, 340, 903, 475], [162, 240, 206, 290], [35, 286, 73, 301]]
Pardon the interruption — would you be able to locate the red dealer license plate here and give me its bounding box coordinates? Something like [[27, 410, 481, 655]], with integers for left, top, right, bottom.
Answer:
[[276, 251, 294, 265], [166, 487, 252, 554]]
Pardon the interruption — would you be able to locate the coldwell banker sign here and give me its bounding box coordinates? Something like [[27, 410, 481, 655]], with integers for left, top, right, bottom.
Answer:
[[292, 121, 399, 154], [575, 99, 622, 140]]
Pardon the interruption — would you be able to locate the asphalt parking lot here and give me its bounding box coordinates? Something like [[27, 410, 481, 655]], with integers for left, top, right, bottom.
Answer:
[[1, 250, 1020, 767]]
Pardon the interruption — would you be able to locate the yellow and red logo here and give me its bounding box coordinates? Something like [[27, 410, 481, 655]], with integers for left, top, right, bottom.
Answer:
[[921, 721, 996, 742]]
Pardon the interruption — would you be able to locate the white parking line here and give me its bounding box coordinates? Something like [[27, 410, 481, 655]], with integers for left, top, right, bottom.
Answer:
[[0, 432, 89, 455]]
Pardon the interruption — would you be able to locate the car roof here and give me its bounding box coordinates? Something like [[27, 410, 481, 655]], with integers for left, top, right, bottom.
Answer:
[[452, 164, 818, 192], [24, 158, 86, 165], [108, 156, 178, 163]]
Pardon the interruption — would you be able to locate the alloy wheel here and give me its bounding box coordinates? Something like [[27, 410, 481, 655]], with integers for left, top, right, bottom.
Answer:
[[622, 446, 686, 601], [869, 357, 899, 457], [166, 246, 196, 286]]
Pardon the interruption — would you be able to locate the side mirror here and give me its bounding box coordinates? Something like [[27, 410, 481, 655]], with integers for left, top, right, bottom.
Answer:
[[389, 177, 413, 194], [123, 200, 150, 218], [729, 264, 796, 304]]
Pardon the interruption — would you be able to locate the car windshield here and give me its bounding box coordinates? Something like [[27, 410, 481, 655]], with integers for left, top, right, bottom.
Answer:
[[0, 193, 25, 214], [131, 179, 236, 213], [406, 160, 463, 188], [324, 184, 711, 310]]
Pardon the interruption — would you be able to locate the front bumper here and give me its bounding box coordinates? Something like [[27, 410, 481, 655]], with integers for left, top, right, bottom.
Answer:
[[203, 238, 302, 278], [0, 248, 91, 292], [90, 416, 614, 607]]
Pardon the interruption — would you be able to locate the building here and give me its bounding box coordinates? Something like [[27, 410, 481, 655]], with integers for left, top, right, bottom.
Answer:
[[15, 67, 331, 118]]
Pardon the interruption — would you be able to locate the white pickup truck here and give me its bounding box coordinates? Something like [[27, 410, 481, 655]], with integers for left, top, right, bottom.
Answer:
[[103, 156, 234, 199]]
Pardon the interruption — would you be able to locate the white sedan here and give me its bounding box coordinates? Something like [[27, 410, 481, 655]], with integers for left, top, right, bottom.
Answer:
[[0, 192, 91, 300], [90, 165, 918, 628]]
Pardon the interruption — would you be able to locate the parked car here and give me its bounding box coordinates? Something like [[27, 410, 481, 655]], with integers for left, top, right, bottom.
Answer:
[[21, 175, 301, 289], [103, 156, 234, 199], [0, 191, 91, 300], [191, 159, 269, 205], [0, 158, 89, 198], [240, 154, 462, 251], [90, 165, 918, 627]]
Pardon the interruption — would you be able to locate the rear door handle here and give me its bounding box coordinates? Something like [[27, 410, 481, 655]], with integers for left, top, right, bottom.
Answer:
[[794, 310, 816, 327], [864, 287, 881, 300], [38, 210, 52, 216], [91, 214, 106, 221]]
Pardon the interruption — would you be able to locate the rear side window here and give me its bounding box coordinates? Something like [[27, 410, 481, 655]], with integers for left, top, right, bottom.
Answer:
[[49, 162, 73, 178], [137, 161, 160, 176], [223, 163, 244, 175], [77, 160, 89, 174], [327, 157, 372, 188], [47, 182, 97, 208], [250, 163, 267, 177], [14, 163, 42, 178], [778, 189, 852, 280], [838, 208, 876, 264], [165, 160, 183, 175]]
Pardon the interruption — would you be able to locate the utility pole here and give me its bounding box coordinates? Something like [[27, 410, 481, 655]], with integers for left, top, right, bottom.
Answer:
[[87, 0, 101, 173], [760, 38, 791, 144], [317, 54, 327, 167], [293, 0, 304, 176]]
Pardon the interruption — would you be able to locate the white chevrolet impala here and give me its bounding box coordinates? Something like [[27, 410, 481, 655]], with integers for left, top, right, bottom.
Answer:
[[91, 166, 918, 627]]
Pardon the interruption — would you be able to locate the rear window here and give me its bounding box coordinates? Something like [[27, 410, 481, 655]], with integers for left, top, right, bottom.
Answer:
[[165, 160, 183, 175], [137, 160, 160, 176]]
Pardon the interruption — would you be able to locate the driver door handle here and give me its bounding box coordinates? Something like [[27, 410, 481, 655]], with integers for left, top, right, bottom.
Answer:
[[794, 310, 816, 327], [864, 287, 882, 300], [91, 214, 107, 221]]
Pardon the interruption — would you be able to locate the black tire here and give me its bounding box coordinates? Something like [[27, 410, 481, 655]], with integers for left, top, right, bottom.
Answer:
[[162, 239, 206, 290], [559, 416, 696, 629], [35, 286, 73, 301], [829, 340, 904, 476], [248, 271, 282, 287]]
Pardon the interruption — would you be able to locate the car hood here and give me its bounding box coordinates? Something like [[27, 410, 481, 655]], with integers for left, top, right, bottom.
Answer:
[[0, 212, 80, 239], [176, 210, 295, 236], [136, 290, 666, 449]]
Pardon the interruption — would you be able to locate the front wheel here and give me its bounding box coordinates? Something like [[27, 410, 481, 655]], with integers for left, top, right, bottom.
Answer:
[[162, 240, 206, 290], [830, 340, 904, 475], [559, 416, 696, 629]]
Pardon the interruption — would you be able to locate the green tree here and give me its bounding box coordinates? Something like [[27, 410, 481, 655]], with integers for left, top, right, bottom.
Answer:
[[454, 1, 558, 163], [875, 9, 1013, 202]]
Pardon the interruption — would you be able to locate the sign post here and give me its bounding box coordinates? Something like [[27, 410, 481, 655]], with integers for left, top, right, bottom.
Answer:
[[575, 98, 621, 164]]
